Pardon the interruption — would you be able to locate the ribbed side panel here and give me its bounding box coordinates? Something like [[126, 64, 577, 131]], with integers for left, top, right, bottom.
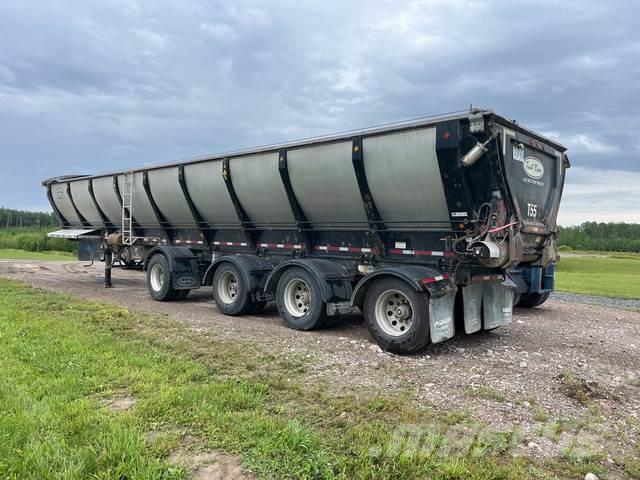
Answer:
[[287, 141, 367, 230]]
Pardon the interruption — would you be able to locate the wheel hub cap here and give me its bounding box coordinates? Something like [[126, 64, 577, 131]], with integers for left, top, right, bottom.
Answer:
[[374, 290, 414, 337], [284, 279, 311, 317]]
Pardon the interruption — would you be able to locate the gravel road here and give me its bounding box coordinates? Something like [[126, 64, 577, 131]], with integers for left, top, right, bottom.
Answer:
[[2, 259, 640, 472], [552, 291, 640, 311]]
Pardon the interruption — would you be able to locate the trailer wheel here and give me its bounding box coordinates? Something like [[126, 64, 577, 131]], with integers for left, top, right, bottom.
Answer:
[[147, 254, 177, 301], [276, 267, 326, 330], [212, 263, 253, 316], [364, 277, 430, 354], [516, 292, 550, 308], [512, 294, 521, 307]]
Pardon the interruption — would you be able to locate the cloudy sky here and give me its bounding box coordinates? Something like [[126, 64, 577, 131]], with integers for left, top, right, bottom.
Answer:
[[1, 0, 638, 225]]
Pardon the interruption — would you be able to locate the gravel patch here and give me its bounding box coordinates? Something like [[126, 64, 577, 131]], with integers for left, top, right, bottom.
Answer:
[[552, 291, 640, 311]]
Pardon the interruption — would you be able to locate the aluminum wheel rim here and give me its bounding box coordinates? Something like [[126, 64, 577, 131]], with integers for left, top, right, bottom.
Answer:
[[374, 289, 414, 337], [217, 271, 239, 305], [150, 263, 164, 292], [283, 278, 310, 317]]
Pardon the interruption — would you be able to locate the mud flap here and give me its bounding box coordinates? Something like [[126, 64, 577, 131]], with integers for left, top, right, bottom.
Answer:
[[429, 292, 456, 343], [482, 280, 516, 329], [462, 283, 484, 334]]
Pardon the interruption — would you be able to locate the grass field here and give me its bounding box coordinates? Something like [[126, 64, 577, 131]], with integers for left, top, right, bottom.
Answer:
[[0, 278, 605, 479], [0, 248, 75, 261], [555, 252, 640, 299]]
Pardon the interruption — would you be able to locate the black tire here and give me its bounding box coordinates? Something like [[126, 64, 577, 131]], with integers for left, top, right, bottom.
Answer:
[[516, 292, 550, 308], [175, 290, 190, 301], [363, 277, 430, 354], [147, 254, 177, 301], [512, 293, 521, 307], [276, 267, 326, 330], [212, 263, 253, 316]]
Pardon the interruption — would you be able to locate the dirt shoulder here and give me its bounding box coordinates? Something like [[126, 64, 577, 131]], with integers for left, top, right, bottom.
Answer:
[[2, 259, 640, 475]]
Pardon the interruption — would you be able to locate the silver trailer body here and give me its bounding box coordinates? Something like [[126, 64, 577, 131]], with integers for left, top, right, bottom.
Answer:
[[48, 127, 450, 233], [44, 109, 568, 354]]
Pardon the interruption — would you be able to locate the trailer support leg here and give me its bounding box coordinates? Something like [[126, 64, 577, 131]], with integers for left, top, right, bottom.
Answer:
[[104, 249, 113, 288]]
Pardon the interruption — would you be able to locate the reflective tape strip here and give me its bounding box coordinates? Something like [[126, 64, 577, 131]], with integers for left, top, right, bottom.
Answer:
[[314, 245, 377, 254], [389, 248, 455, 257], [212, 240, 250, 247], [421, 274, 450, 284], [471, 274, 505, 282], [256, 242, 306, 250]]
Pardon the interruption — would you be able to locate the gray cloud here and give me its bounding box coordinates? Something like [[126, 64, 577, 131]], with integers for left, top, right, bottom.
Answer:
[[0, 0, 639, 222]]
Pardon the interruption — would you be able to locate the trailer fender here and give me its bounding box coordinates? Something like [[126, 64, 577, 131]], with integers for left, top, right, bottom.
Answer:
[[203, 255, 273, 295], [264, 259, 354, 303], [144, 246, 200, 290], [350, 266, 455, 308]]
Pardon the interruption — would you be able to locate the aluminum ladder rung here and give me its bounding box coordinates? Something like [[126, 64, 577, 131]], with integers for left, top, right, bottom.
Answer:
[[122, 172, 135, 245]]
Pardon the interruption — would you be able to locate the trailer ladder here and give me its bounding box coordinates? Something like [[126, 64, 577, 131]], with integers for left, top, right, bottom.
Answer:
[[122, 172, 135, 245]]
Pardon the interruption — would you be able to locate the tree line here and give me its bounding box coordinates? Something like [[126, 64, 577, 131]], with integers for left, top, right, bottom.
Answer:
[[557, 222, 640, 253], [0, 207, 58, 228]]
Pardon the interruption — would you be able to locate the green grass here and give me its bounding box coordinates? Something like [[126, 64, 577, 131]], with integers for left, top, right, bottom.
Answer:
[[0, 278, 608, 479], [555, 252, 640, 299], [0, 248, 75, 261]]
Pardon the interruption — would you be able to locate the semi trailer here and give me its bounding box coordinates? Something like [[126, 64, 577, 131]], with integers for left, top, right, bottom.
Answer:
[[43, 108, 568, 353]]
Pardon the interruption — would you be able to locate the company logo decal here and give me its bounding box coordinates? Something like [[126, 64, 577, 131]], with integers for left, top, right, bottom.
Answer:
[[176, 276, 196, 287], [54, 187, 65, 199], [523, 157, 544, 180]]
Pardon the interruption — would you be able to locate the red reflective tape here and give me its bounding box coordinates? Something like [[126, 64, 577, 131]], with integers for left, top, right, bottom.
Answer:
[[314, 245, 377, 254], [471, 274, 504, 282], [421, 274, 450, 284], [390, 249, 455, 257]]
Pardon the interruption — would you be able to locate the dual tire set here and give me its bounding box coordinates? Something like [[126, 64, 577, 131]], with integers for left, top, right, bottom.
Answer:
[[146, 255, 431, 353], [146, 255, 550, 354], [211, 263, 430, 354]]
